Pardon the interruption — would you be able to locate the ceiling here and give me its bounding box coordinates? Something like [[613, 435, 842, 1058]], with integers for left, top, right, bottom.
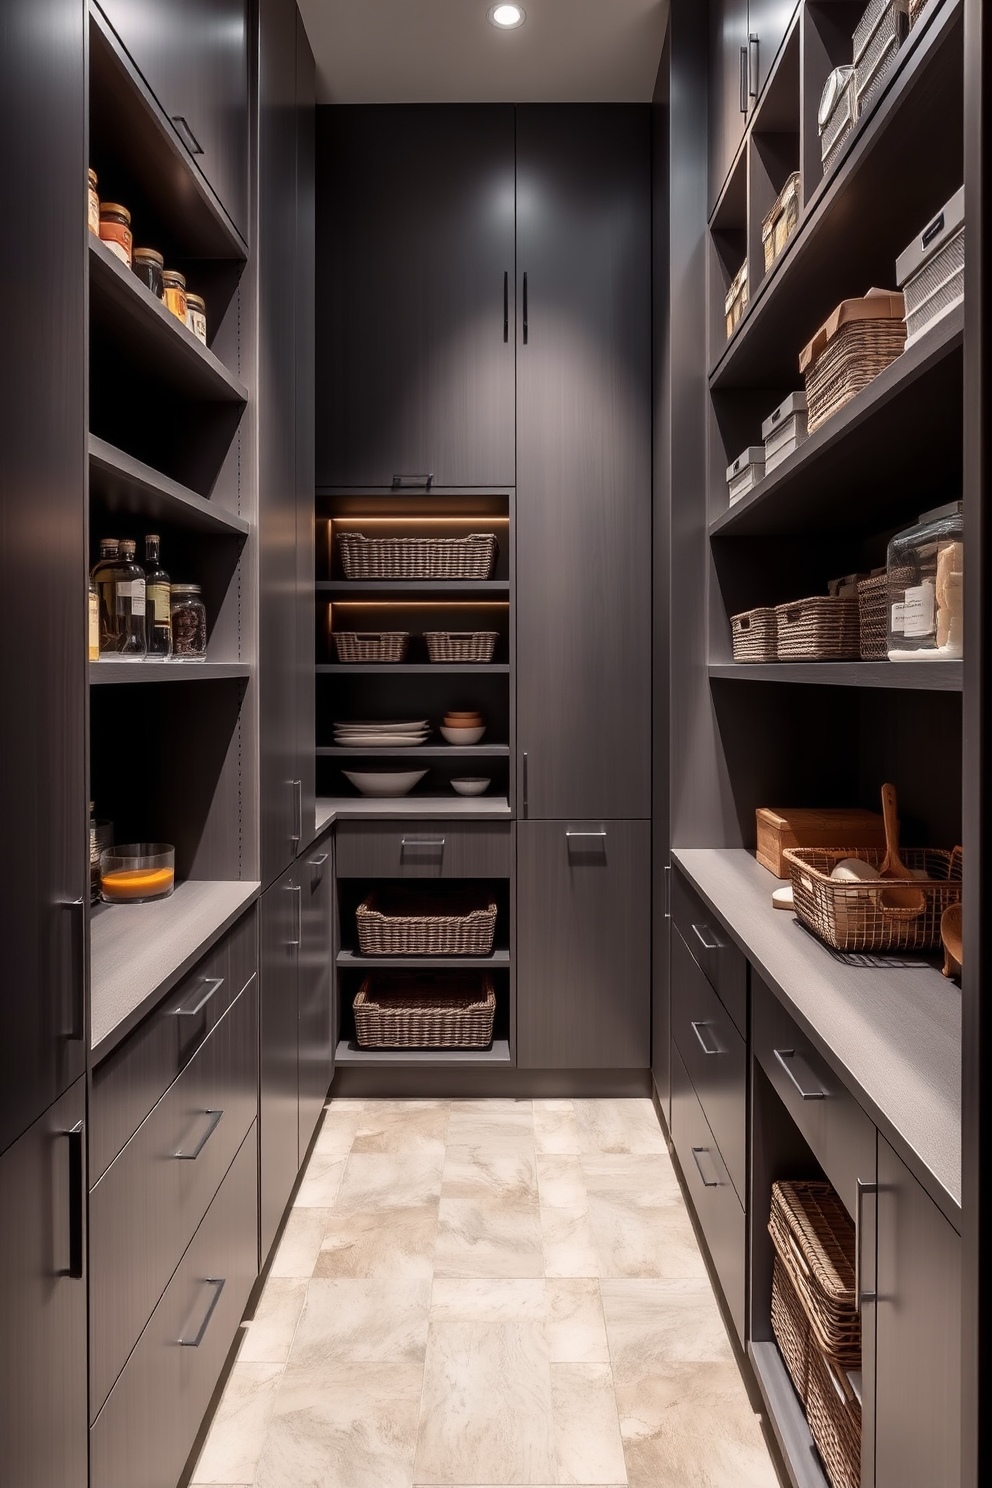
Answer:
[[297, 0, 670, 105]]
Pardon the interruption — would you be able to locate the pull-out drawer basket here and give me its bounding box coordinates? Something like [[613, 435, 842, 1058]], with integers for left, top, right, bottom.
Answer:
[[355, 888, 497, 956], [353, 971, 496, 1049]]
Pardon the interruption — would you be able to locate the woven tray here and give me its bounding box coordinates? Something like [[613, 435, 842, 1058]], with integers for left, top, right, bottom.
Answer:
[[776, 597, 860, 661], [784, 845, 963, 952], [353, 972, 496, 1049], [338, 532, 498, 580], [424, 630, 499, 663], [356, 888, 497, 957], [856, 574, 889, 659], [769, 1181, 860, 1366], [333, 630, 410, 663], [731, 607, 778, 663]]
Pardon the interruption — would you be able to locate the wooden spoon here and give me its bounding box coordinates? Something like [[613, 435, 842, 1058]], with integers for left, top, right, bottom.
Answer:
[[941, 903, 962, 978], [877, 782, 926, 914]]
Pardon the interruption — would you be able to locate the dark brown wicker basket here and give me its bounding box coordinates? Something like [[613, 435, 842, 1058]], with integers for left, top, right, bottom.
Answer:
[[424, 630, 500, 663], [784, 845, 963, 952], [803, 319, 907, 433], [333, 631, 410, 663], [776, 596, 860, 661], [353, 972, 496, 1049], [856, 573, 889, 659], [338, 532, 498, 580], [355, 888, 497, 957], [769, 1181, 860, 1367], [731, 607, 778, 662]]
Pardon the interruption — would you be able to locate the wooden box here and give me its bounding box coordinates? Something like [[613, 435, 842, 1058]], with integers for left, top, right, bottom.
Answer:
[[756, 807, 888, 878]]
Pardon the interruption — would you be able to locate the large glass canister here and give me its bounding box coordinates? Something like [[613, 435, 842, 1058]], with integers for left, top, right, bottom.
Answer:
[[887, 500, 963, 660]]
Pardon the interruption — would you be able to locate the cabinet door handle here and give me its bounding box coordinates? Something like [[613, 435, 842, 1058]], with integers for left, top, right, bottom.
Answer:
[[664, 864, 672, 919], [523, 272, 529, 343], [856, 1177, 878, 1307], [691, 1146, 722, 1188], [391, 473, 434, 490], [748, 34, 760, 99], [565, 831, 607, 839], [179, 1278, 226, 1347], [62, 898, 85, 1041], [522, 752, 529, 815], [774, 1047, 826, 1100], [401, 837, 445, 849], [170, 977, 225, 1018], [691, 922, 722, 952], [175, 1109, 223, 1161], [309, 852, 329, 869], [291, 779, 302, 845], [289, 883, 302, 946], [171, 115, 204, 155], [503, 270, 509, 342], [740, 45, 748, 113], [691, 1020, 721, 1056], [67, 1121, 84, 1279]]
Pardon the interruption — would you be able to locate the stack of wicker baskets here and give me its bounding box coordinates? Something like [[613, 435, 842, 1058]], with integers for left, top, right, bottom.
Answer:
[[800, 291, 907, 433], [769, 1181, 862, 1488]]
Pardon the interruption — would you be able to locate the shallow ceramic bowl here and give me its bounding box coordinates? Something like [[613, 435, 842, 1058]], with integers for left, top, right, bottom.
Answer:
[[440, 725, 486, 745], [450, 777, 491, 797], [342, 768, 428, 798]]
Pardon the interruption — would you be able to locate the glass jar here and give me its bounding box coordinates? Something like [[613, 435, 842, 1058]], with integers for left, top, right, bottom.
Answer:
[[170, 584, 207, 660], [161, 269, 188, 325], [185, 292, 208, 345], [132, 247, 164, 299], [98, 202, 132, 267], [887, 500, 964, 661], [87, 169, 100, 237]]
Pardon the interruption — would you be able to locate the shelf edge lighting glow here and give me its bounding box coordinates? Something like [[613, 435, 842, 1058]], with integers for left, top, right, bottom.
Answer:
[[489, 4, 526, 29]]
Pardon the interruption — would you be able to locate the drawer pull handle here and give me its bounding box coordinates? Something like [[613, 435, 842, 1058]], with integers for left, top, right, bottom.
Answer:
[[175, 1109, 223, 1161], [66, 1121, 84, 1280], [691, 1146, 722, 1188], [566, 831, 607, 839], [391, 473, 434, 490], [400, 838, 445, 848], [291, 779, 302, 846], [171, 115, 204, 155], [309, 852, 329, 869], [691, 1020, 721, 1056], [692, 922, 723, 952], [179, 1277, 226, 1347], [170, 977, 225, 1018], [856, 1177, 878, 1308], [774, 1047, 826, 1100]]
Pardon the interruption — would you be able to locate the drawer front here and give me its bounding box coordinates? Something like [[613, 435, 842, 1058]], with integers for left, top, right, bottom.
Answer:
[[671, 1043, 746, 1345], [90, 907, 258, 1181], [672, 868, 747, 1036], [335, 820, 511, 879], [671, 927, 746, 1203], [753, 970, 876, 1216], [89, 977, 258, 1420], [90, 1124, 258, 1488]]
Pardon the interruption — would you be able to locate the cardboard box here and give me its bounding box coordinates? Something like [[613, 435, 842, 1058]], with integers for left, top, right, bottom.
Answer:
[[756, 807, 889, 878]]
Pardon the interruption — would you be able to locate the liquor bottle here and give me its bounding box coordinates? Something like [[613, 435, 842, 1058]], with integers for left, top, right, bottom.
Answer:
[[99, 538, 146, 659], [144, 534, 172, 658]]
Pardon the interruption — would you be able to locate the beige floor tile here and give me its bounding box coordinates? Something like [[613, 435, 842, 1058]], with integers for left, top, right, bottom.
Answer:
[[430, 1278, 547, 1323], [536, 1155, 589, 1210], [585, 1193, 708, 1280], [352, 1101, 450, 1156], [256, 1361, 424, 1488], [190, 1361, 283, 1484], [551, 1362, 628, 1485], [289, 1278, 431, 1367], [414, 1320, 555, 1484], [314, 1203, 438, 1279], [580, 1155, 682, 1208], [334, 1150, 445, 1213], [312, 1100, 366, 1159], [546, 1279, 611, 1363], [540, 1202, 601, 1279], [617, 1361, 777, 1488], [571, 1098, 668, 1156], [435, 1191, 545, 1278], [446, 1111, 537, 1158], [601, 1280, 733, 1376], [269, 1208, 332, 1279], [533, 1100, 585, 1156], [238, 1276, 308, 1364], [442, 1144, 539, 1203], [294, 1153, 347, 1209]]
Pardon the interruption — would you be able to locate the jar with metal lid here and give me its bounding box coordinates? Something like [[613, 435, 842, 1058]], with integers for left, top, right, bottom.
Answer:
[[887, 500, 963, 661], [87, 169, 100, 236], [99, 203, 132, 266], [170, 584, 207, 660], [185, 293, 208, 345], [132, 247, 164, 299], [161, 269, 187, 325]]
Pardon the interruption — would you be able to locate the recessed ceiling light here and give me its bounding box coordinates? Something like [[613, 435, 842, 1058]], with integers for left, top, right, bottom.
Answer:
[[489, 4, 526, 29]]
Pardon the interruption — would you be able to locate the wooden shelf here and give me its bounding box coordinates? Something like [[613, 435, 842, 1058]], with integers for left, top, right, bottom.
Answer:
[[89, 234, 249, 404], [89, 435, 249, 537], [317, 795, 511, 819], [334, 1038, 512, 1068], [319, 580, 509, 598], [317, 663, 509, 675], [708, 661, 963, 691], [337, 949, 511, 970], [91, 662, 250, 685], [318, 744, 510, 759]]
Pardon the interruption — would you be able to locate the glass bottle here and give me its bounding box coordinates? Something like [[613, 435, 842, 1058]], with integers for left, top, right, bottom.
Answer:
[[99, 538, 146, 659], [144, 534, 172, 659], [88, 579, 100, 661]]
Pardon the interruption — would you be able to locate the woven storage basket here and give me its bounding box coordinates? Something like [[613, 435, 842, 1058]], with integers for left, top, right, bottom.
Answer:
[[784, 845, 963, 952], [800, 292, 906, 433], [353, 972, 496, 1049], [769, 1182, 860, 1366], [355, 888, 497, 957], [338, 532, 498, 580], [819, 66, 856, 176], [424, 630, 499, 663], [731, 607, 778, 663], [909, 0, 936, 25], [854, 0, 909, 116], [776, 597, 860, 661], [856, 574, 889, 659], [333, 630, 410, 664]]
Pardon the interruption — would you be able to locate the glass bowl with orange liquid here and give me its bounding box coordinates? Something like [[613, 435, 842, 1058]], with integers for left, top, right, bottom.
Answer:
[[100, 843, 175, 904]]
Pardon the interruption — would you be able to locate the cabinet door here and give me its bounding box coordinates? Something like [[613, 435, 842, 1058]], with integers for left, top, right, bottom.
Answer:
[[874, 1139, 961, 1488], [708, 0, 749, 213], [298, 842, 334, 1159], [316, 105, 516, 488], [517, 821, 650, 1069], [295, 9, 317, 850], [0, 1079, 87, 1488], [515, 106, 652, 821], [747, 1, 799, 99], [259, 872, 300, 1261]]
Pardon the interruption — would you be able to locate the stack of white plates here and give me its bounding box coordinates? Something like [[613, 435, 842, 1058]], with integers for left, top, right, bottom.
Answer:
[[333, 719, 430, 748]]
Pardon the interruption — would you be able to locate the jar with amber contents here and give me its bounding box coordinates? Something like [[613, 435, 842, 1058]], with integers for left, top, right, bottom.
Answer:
[[185, 293, 208, 345], [170, 585, 207, 660], [161, 269, 187, 325], [99, 203, 132, 267], [87, 169, 100, 236], [132, 247, 164, 299]]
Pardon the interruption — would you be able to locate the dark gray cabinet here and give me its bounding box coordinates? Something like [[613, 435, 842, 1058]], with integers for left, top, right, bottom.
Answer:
[[0, 1079, 87, 1488], [708, 0, 749, 212], [95, 0, 249, 238], [746, 1, 799, 97], [517, 821, 650, 1069], [298, 841, 335, 1160], [316, 105, 516, 489], [515, 105, 652, 822]]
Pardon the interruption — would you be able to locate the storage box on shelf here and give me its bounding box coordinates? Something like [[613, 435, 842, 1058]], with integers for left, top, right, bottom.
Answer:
[[854, 0, 911, 117], [800, 290, 907, 434], [353, 971, 497, 1051], [725, 258, 748, 338], [762, 392, 808, 473], [755, 807, 888, 878], [761, 170, 801, 272], [355, 888, 498, 957], [776, 596, 861, 661], [897, 185, 965, 349], [726, 446, 765, 504], [731, 607, 779, 663]]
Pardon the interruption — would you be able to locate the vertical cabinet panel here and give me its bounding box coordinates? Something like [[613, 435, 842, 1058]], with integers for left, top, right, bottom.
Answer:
[[259, 871, 300, 1260], [515, 105, 652, 822], [708, 0, 749, 212], [0, 1079, 87, 1488], [316, 105, 516, 488], [517, 821, 650, 1069], [298, 839, 334, 1159], [296, 11, 317, 846]]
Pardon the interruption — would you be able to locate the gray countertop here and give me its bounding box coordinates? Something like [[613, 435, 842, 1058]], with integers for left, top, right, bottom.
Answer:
[[673, 848, 961, 1225]]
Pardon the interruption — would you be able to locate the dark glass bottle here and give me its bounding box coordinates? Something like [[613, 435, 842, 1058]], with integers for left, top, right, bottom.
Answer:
[[144, 534, 172, 659], [99, 538, 146, 659]]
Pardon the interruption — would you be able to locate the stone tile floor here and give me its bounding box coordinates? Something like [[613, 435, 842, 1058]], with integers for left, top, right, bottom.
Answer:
[[189, 1098, 779, 1488]]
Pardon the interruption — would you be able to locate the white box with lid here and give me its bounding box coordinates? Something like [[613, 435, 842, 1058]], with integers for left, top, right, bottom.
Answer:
[[726, 447, 765, 505], [762, 392, 809, 473], [896, 187, 964, 349]]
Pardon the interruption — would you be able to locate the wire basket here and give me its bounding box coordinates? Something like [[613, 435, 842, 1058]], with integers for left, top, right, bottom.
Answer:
[[776, 597, 860, 661], [338, 532, 498, 580], [355, 888, 497, 957], [424, 630, 499, 663], [731, 607, 778, 662], [333, 631, 410, 663], [353, 972, 496, 1049], [784, 845, 963, 952], [856, 574, 889, 659]]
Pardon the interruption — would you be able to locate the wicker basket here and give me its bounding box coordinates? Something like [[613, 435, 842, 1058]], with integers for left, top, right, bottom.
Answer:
[[800, 292, 907, 433], [424, 630, 500, 663], [856, 573, 889, 659], [338, 532, 498, 581], [854, 0, 909, 117], [761, 171, 801, 272], [725, 259, 748, 339], [819, 66, 856, 176], [731, 607, 778, 663], [769, 1182, 860, 1366], [353, 971, 496, 1049], [333, 630, 410, 664], [776, 597, 860, 661], [355, 888, 497, 957], [784, 845, 963, 952], [909, 0, 936, 26]]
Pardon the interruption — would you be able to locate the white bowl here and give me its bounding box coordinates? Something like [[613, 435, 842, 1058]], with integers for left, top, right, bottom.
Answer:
[[342, 769, 427, 798], [440, 725, 486, 745], [450, 777, 491, 797]]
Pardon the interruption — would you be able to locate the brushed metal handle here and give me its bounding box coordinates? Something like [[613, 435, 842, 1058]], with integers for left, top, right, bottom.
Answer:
[[289, 883, 302, 946], [503, 271, 509, 342], [175, 1109, 223, 1161], [179, 1278, 225, 1347], [740, 45, 748, 113], [391, 473, 434, 490], [170, 977, 225, 1018], [67, 1121, 84, 1279], [171, 115, 204, 154], [523, 271, 529, 343], [566, 831, 607, 839], [522, 751, 529, 815], [401, 837, 445, 848], [291, 779, 302, 845], [856, 1178, 878, 1307], [691, 922, 722, 952], [691, 1020, 720, 1056], [664, 864, 672, 919], [774, 1047, 826, 1100], [63, 898, 85, 1040], [691, 1146, 722, 1188], [748, 34, 759, 99], [309, 853, 329, 868]]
